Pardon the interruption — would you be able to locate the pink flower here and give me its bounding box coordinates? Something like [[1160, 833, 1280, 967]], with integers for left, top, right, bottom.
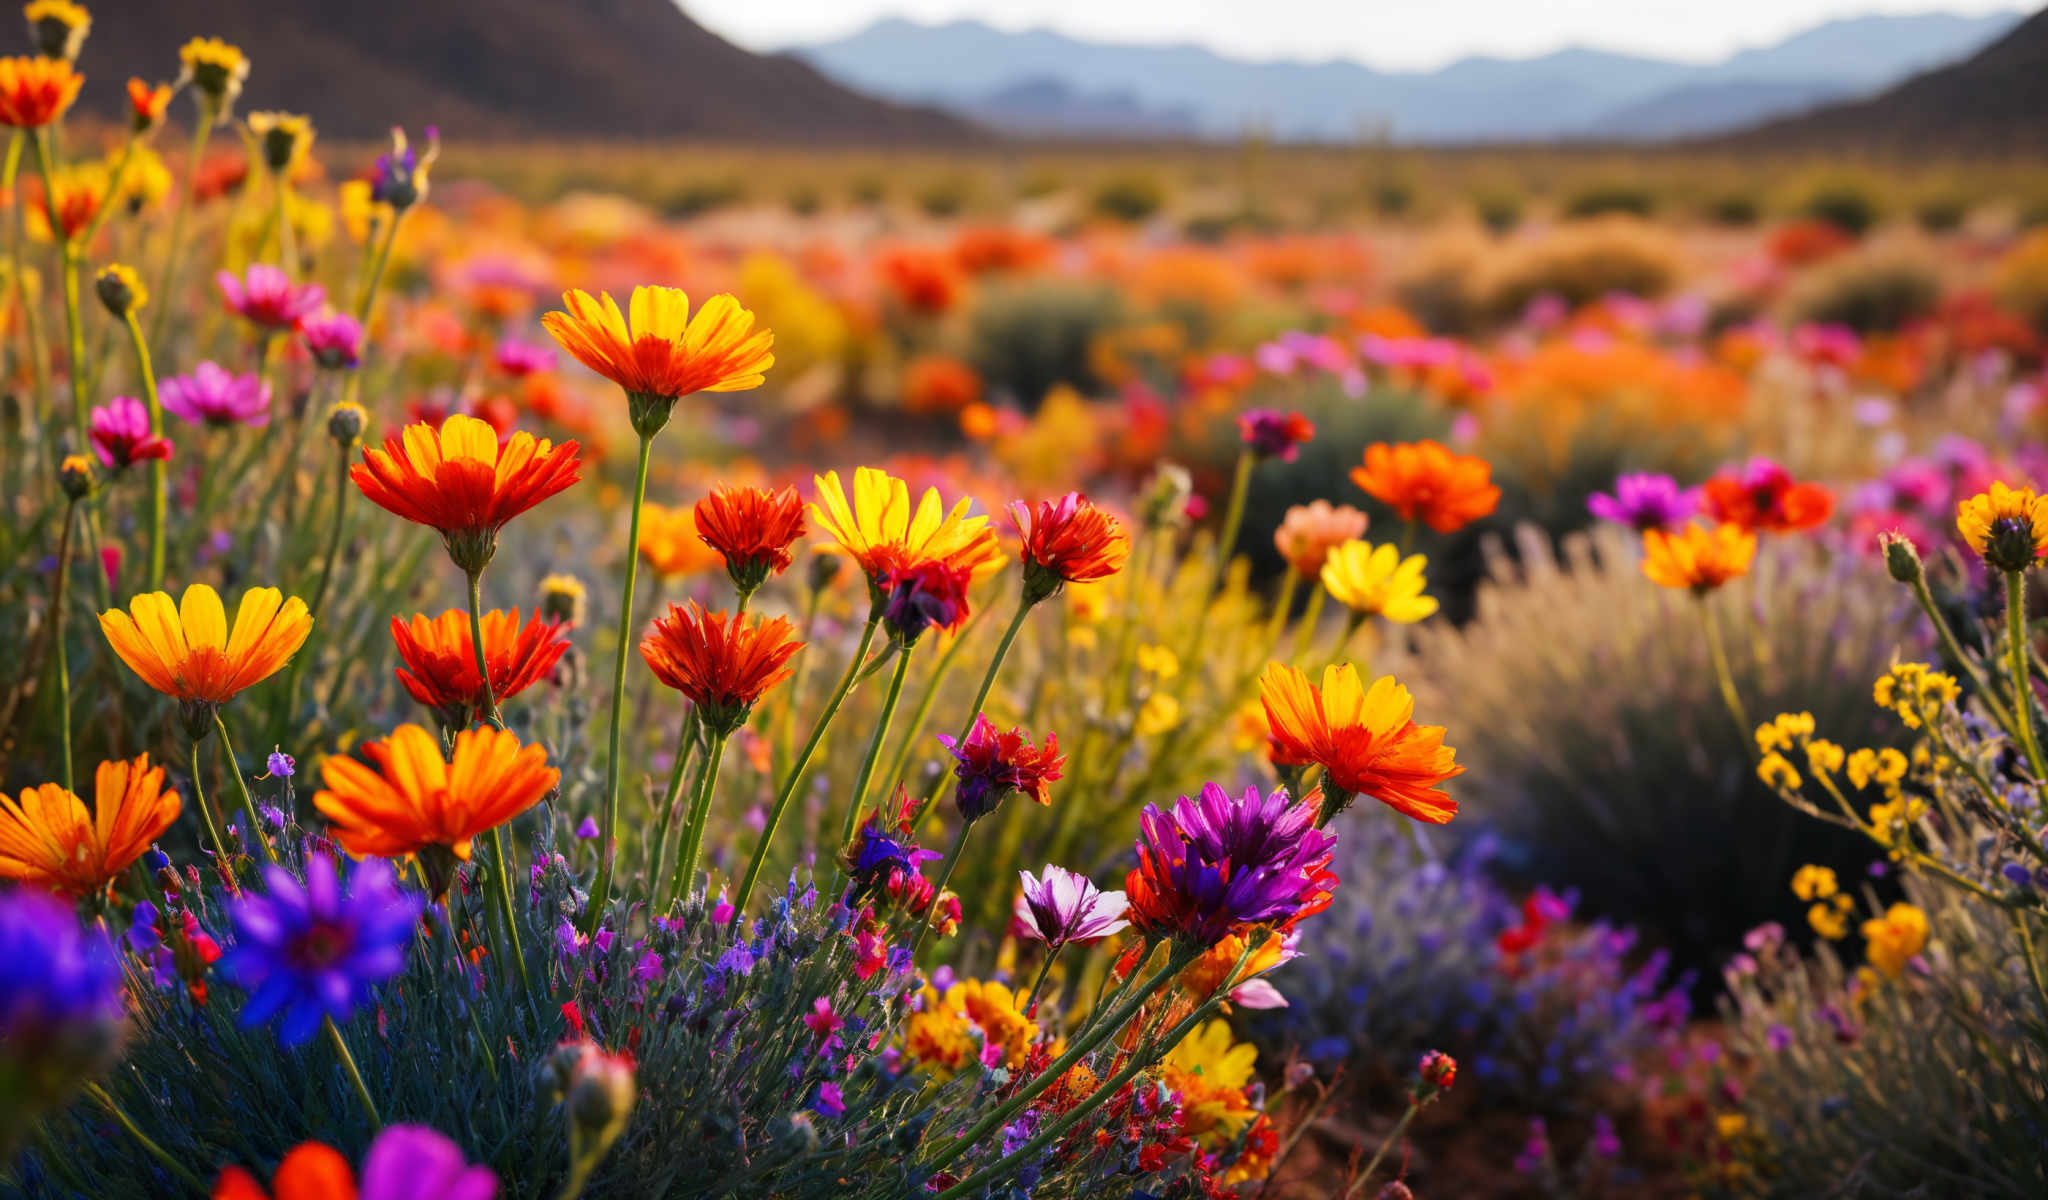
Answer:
[[1014, 864, 1128, 948], [813, 1081, 845, 1118], [802, 996, 845, 1047], [494, 337, 557, 377], [161, 361, 271, 428], [302, 309, 365, 369], [217, 264, 325, 332], [89, 395, 172, 469]]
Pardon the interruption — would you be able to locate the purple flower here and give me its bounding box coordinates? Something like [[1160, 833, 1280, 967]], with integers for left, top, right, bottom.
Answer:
[[1015, 864, 1129, 947], [266, 750, 295, 778], [1237, 408, 1315, 461], [161, 361, 272, 428], [813, 1081, 845, 1119], [1587, 472, 1697, 532], [302, 309, 365, 369], [1766, 1023, 1793, 1052], [1591, 1112, 1621, 1158], [220, 855, 424, 1046], [879, 559, 971, 644], [842, 809, 940, 900], [358, 1124, 498, 1200], [575, 817, 600, 839], [373, 125, 438, 208], [1126, 782, 1336, 946], [217, 264, 326, 331], [88, 395, 173, 469], [938, 714, 1064, 822], [1, 889, 124, 1108]]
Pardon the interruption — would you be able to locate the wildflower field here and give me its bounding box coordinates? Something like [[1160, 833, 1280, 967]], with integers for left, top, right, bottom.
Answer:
[[8, 7, 2048, 1200]]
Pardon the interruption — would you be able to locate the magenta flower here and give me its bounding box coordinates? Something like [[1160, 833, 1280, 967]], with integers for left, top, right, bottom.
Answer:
[[301, 309, 365, 369], [1125, 782, 1336, 947], [1237, 408, 1316, 461], [1015, 865, 1128, 947], [161, 361, 272, 428], [1587, 472, 1698, 532], [357, 1125, 498, 1200], [937, 714, 1065, 822], [879, 559, 971, 644], [217, 264, 325, 332], [89, 395, 173, 469], [494, 337, 557, 377]]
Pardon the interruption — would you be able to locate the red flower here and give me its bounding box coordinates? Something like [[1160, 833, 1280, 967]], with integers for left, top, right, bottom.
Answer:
[[1012, 491, 1129, 601], [640, 601, 803, 733], [693, 483, 807, 591], [391, 608, 571, 728], [350, 414, 582, 573], [1700, 457, 1833, 533]]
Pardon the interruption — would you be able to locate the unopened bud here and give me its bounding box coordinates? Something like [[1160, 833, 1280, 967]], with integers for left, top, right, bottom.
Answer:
[[58, 454, 93, 499], [1879, 533, 1922, 584], [807, 552, 845, 594], [539, 574, 587, 628], [325, 401, 366, 447], [94, 264, 146, 317]]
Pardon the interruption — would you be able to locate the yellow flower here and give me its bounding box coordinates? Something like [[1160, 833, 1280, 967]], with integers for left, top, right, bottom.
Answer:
[[1845, 747, 1908, 792], [1809, 900, 1850, 940], [1136, 692, 1182, 737], [950, 979, 1038, 1070], [98, 584, 312, 712], [809, 466, 1005, 586], [904, 986, 975, 1077], [1715, 1113, 1749, 1141], [539, 574, 587, 627], [1160, 1020, 1259, 1145], [1956, 481, 2048, 572], [1862, 903, 1929, 977], [1874, 662, 1958, 728], [245, 110, 314, 174], [1790, 864, 1838, 902], [1754, 711, 1815, 754], [1319, 540, 1438, 623], [1758, 752, 1801, 790], [1868, 796, 1927, 850], [1136, 644, 1179, 679], [24, 1, 88, 63], [339, 178, 382, 243], [637, 502, 724, 579], [1642, 521, 1756, 592], [1804, 738, 1845, 778], [177, 37, 249, 121], [1064, 577, 1111, 624]]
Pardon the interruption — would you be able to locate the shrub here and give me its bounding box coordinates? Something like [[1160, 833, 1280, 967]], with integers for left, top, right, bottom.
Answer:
[[1995, 229, 2048, 338], [1482, 218, 1683, 320], [1396, 228, 1491, 334], [1476, 191, 1523, 234], [1372, 178, 1415, 218], [1090, 174, 1166, 224], [1707, 196, 1761, 227], [1914, 196, 1968, 233], [1401, 525, 1923, 975], [916, 177, 972, 218], [1564, 184, 1655, 220], [1800, 185, 1880, 238], [966, 281, 1124, 409], [1783, 244, 1942, 335], [657, 177, 745, 219]]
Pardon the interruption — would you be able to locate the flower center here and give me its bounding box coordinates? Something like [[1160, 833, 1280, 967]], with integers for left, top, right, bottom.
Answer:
[[287, 919, 354, 969]]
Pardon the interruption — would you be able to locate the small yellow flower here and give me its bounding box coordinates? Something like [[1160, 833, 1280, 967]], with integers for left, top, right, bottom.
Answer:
[[245, 110, 314, 175], [1868, 796, 1927, 851], [1956, 481, 2048, 572], [1758, 752, 1801, 790], [1845, 747, 1909, 792], [178, 37, 249, 122], [24, 0, 89, 62], [539, 574, 587, 628], [1320, 540, 1438, 623], [1136, 644, 1180, 679], [1861, 902, 1929, 977], [1136, 692, 1182, 737], [1714, 1113, 1749, 1141], [1804, 738, 1845, 778], [1064, 577, 1111, 624], [1755, 711, 1816, 754], [93, 262, 147, 316], [1790, 864, 1838, 902], [1809, 900, 1850, 940]]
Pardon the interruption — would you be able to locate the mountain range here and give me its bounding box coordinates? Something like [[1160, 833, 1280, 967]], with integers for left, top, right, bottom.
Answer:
[[73, 0, 976, 143], [792, 11, 2025, 142]]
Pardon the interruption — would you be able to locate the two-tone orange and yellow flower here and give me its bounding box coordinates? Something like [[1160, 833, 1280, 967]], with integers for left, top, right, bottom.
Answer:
[[0, 754, 179, 897], [542, 286, 773, 435], [99, 584, 311, 730], [1260, 662, 1462, 825], [350, 413, 581, 574]]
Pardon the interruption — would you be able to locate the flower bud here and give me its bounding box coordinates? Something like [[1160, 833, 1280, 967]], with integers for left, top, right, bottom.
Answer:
[[807, 551, 845, 594], [57, 454, 93, 500], [325, 401, 366, 447], [1376, 1184, 1415, 1200], [1880, 532, 1922, 584], [26, 1, 90, 63], [539, 574, 587, 628], [1413, 1049, 1456, 1102], [94, 264, 147, 317]]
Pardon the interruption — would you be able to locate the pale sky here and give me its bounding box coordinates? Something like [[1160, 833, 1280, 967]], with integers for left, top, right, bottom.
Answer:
[[684, 0, 2032, 71]]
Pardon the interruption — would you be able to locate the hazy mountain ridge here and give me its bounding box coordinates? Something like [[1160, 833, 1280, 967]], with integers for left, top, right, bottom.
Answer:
[[793, 10, 2023, 141]]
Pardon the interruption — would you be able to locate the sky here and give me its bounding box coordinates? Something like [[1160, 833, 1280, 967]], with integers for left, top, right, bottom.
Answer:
[[684, 0, 2032, 70]]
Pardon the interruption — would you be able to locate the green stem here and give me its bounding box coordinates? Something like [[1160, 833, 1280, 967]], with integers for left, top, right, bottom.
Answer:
[[1699, 595, 1753, 751], [148, 115, 212, 351], [30, 130, 88, 451], [353, 203, 405, 327], [906, 818, 968, 961], [1262, 568, 1300, 651], [188, 734, 230, 865], [2006, 570, 2046, 780], [1022, 943, 1064, 1013], [776, 579, 826, 770], [1290, 582, 1328, 661], [84, 1083, 208, 1196], [489, 824, 532, 993], [1348, 1103, 1421, 1198], [1213, 450, 1255, 572], [586, 432, 654, 933], [842, 643, 915, 846], [305, 444, 351, 621], [325, 1014, 384, 1132], [1904, 571, 2013, 730], [650, 707, 701, 903], [51, 497, 77, 791], [272, 175, 298, 275], [735, 616, 881, 914], [78, 135, 134, 250], [912, 594, 1034, 826], [879, 605, 985, 797], [213, 711, 277, 865], [465, 568, 505, 728], [671, 731, 728, 902], [120, 309, 169, 590]]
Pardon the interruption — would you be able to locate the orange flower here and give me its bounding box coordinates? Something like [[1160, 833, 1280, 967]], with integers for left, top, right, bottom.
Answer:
[[1259, 662, 1462, 824], [877, 247, 963, 315], [810, 466, 1006, 589], [391, 608, 570, 728], [0, 55, 81, 128], [25, 162, 104, 243], [1699, 458, 1833, 533], [127, 77, 173, 131], [1012, 491, 1129, 601], [541, 287, 773, 435], [312, 724, 558, 890], [350, 414, 581, 573], [0, 754, 180, 897], [640, 600, 804, 733], [637, 501, 725, 578], [1351, 440, 1500, 534], [213, 1142, 354, 1200], [99, 585, 312, 715], [694, 483, 808, 591], [1274, 501, 1369, 579], [902, 354, 982, 415], [1642, 522, 1757, 593]]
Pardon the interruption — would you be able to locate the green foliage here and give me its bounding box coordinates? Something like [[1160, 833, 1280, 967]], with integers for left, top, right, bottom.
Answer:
[[1707, 195, 1761, 227], [966, 281, 1124, 410], [1784, 245, 1942, 335], [1800, 185, 1880, 238], [1564, 184, 1656, 219], [1090, 175, 1166, 224]]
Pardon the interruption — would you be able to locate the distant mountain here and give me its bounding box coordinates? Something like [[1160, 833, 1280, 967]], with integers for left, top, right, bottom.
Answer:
[[1719, 7, 2048, 152], [960, 80, 1199, 138], [793, 10, 2023, 142], [75, 0, 978, 143]]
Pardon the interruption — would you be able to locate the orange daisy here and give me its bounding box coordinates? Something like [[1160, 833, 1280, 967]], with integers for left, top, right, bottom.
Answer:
[[0, 55, 81, 128], [312, 724, 558, 894], [541, 286, 773, 435], [694, 483, 808, 591], [1259, 662, 1462, 825], [1641, 522, 1757, 593], [1274, 501, 1369, 579], [0, 754, 180, 897], [391, 608, 571, 729], [640, 600, 804, 734], [810, 466, 1006, 593], [1351, 440, 1501, 534], [637, 501, 725, 579], [350, 414, 581, 574], [100, 585, 312, 719]]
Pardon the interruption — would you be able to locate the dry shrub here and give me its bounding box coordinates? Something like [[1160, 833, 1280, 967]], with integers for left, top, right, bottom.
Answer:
[[1481, 217, 1683, 321], [1782, 241, 1942, 334]]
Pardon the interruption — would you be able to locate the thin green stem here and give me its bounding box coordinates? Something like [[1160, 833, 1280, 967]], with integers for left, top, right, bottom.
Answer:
[[489, 824, 532, 993], [906, 818, 968, 961], [587, 432, 655, 933], [671, 731, 728, 902], [1022, 943, 1064, 1013], [213, 711, 277, 865], [465, 568, 505, 728], [1290, 582, 1328, 661], [2005, 570, 2046, 780], [325, 1014, 384, 1131], [1906, 563, 2014, 730], [879, 605, 986, 796], [1348, 1103, 1421, 1197], [1262, 568, 1300, 650], [148, 115, 212, 350], [735, 616, 881, 913], [30, 130, 88, 450], [651, 707, 701, 903], [188, 734, 230, 864], [51, 497, 77, 791], [842, 643, 915, 846], [84, 1083, 208, 1195], [776, 579, 826, 770], [120, 309, 169, 590], [1699, 596, 1753, 752], [912, 594, 1034, 825], [353, 203, 405, 327], [305, 445, 352, 620]]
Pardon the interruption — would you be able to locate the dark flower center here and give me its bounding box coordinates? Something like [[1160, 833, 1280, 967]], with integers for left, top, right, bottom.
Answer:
[[287, 919, 354, 969]]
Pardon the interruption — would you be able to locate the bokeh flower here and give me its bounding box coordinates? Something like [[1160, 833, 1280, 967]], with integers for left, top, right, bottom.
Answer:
[[1956, 481, 2048, 572], [0, 889, 123, 1144], [1237, 408, 1315, 461], [350, 414, 582, 574], [1641, 521, 1757, 592], [212, 1125, 498, 1200], [1351, 439, 1500, 534], [938, 714, 1065, 822], [177, 37, 248, 122], [89, 395, 172, 469], [24, 1, 89, 63], [640, 601, 803, 734], [0, 54, 81, 128], [1012, 490, 1128, 602], [1125, 782, 1336, 946], [1700, 458, 1833, 533], [1588, 472, 1698, 531], [302, 310, 365, 369], [1274, 501, 1368, 579], [220, 855, 423, 1046], [810, 467, 1005, 590], [542, 287, 773, 435], [161, 361, 272, 428], [0, 754, 180, 897], [1015, 864, 1128, 946], [125, 77, 171, 132], [1260, 662, 1462, 824], [879, 558, 972, 643], [1860, 902, 1929, 978], [391, 608, 570, 729], [694, 483, 807, 592], [312, 725, 558, 893], [1319, 541, 1438, 623], [99, 584, 312, 715], [637, 501, 724, 579], [218, 264, 325, 333]]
